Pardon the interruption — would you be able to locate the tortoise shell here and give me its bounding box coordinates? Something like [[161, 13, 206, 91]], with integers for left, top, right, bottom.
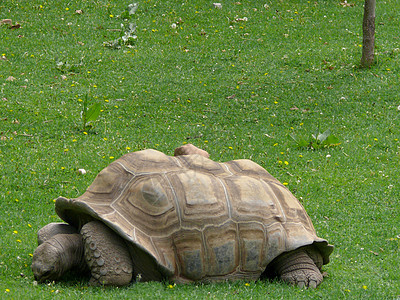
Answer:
[[56, 149, 333, 282]]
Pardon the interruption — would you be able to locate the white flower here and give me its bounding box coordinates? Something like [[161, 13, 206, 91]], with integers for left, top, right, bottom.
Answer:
[[171, 23, 177, 29], [77, 169, 87, 175]]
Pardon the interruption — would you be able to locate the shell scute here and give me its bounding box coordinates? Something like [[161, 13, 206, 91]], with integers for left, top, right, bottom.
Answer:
[[169, 170, 229, 228], [203, 222, 239, 276]]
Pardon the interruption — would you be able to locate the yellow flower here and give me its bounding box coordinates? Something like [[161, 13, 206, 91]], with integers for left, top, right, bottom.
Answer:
[[284, 161, 289, 165], [109, 156, 114, 159], [228, 146, 233, 150], [5, 289, 10, 292], [283, 182, 288, 186], [13, 230, 18, 234], [362, 285, 367, 290], [244, 283, 250, 287]]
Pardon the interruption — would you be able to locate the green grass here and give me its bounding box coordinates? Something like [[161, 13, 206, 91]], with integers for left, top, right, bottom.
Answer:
[[1, 0, 400, 298]]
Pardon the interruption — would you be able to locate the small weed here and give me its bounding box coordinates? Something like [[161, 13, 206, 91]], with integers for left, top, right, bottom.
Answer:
[[290, 128, 340, 150], [81, 94, 101, 132], [104, 3, 138, 49], [55, 57, 85, 74]]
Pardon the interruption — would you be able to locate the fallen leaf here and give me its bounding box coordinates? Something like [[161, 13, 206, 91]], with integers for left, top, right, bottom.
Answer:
[[0, 19, 12, 26], [10, 23, 21, 29], [290, 106, 299, 110], [6, 76, 17, 81], [75, 10, 83, 14], [226, 94, 236, 99], [340, 1, 354, 7]]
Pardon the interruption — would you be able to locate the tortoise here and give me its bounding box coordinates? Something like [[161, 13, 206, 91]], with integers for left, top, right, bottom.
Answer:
[[31, 144, 333, 288]]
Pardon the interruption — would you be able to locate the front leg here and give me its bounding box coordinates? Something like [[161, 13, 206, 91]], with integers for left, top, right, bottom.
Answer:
[[81, 221, 133, 286]]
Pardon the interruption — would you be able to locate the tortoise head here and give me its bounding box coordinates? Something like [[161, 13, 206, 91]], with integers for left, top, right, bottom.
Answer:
[[31, 241, 64, 282]]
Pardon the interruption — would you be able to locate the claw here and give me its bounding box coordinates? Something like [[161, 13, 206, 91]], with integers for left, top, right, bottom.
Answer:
[[309, 280, 317, 289]]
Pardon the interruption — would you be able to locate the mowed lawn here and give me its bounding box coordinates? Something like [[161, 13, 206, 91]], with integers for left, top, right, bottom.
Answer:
[[1, 0, 400, 298]]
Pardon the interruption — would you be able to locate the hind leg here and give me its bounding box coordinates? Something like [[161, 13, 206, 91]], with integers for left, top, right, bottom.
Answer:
[[81, 221, 133, 286], [269, 246, 323, 288]]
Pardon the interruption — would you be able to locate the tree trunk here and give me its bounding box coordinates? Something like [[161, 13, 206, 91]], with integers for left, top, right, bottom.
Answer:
[[360, 0, 376, 67]]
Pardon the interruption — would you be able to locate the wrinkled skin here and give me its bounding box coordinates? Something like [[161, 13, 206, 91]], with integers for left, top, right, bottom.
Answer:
[[32, 233, 87, 282], [266, 246, 324, 288]]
